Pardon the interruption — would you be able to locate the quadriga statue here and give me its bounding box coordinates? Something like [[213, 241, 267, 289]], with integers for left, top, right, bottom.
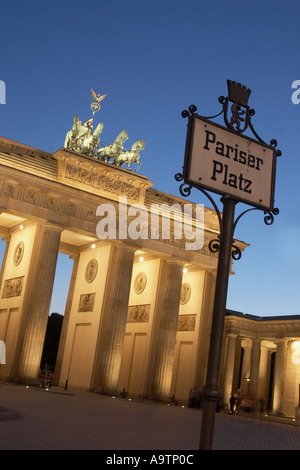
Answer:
[[113, 140, 144, 171], [98, 130, 129, 162]]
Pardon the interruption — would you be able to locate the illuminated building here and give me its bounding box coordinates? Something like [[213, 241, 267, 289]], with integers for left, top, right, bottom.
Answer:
[[0, 128, 298, 417]]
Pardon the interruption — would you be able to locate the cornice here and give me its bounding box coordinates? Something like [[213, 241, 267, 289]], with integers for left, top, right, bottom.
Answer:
[[225, 310, 300, 339]]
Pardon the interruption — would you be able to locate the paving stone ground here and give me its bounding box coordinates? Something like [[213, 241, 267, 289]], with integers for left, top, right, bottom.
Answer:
[[0, 382, 299, 452]]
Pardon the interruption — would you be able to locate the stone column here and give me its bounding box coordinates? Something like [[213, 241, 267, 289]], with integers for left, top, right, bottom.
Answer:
[[96, 245, 135, 394], [272, 338, 288, 415], [54, 254, 79, 385], [0, 236, 10, 292], [223, 334, 237, 407], [152, 260, 183, 400], [18, 224, 62, 381], [240, 339, 251, 395], [257, 344, 269, 403], [232, 337, 242, 392], [193, 271, 216, 390], [249, 338, 261, 402]]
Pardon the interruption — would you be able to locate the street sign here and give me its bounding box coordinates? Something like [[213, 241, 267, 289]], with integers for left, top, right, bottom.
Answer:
[[176, 81, 281, 450], [183, 113, 277, 211]]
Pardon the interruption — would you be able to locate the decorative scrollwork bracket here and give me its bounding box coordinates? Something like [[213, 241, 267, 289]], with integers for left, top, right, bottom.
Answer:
[[174, 174, 279, 261]]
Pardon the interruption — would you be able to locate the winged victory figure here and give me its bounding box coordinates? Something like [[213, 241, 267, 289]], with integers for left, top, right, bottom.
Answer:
[[91, 89, 107, 103]]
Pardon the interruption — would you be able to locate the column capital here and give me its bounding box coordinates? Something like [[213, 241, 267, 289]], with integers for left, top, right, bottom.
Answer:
[[252, 336, 261, 342], [166, 258, 185, 267], [69, 253, 80, 262], [102, 239, 137, 254], [40, 222, 64, 232], [251, 337, 261, 347], [226, 332, 238, 339], [115, 242, 136, 254], [275, 337, 289, 346]]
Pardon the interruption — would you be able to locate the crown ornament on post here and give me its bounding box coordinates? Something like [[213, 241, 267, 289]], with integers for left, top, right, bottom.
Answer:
[[219, 80, 254, 134], [227, 80, 251, 107]]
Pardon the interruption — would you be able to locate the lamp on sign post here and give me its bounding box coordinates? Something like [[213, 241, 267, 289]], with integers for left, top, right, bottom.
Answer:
[[175, 80, 281, 450]]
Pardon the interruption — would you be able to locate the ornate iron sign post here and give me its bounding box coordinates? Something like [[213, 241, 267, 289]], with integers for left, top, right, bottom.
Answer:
[[175, 81, 281, 450]]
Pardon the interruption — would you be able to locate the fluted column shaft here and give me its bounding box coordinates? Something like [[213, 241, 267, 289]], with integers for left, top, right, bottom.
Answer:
[[152, 260, 183, 400], [18, 225, 62, 380], [241, 342, 251, 395], [257, 345, 269, 401], [97, 245, 135, 394], [249, 338, 261, 400], [273, 339, 288, 414], [55, 254, 79, 385], [223, 334, 237, 406]]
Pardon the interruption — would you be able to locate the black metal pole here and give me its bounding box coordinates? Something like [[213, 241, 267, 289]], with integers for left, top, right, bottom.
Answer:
[[199, 196, 238, 450]]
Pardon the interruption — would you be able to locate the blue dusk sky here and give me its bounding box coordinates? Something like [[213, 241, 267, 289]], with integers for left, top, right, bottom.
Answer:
[[0, 0, 299, 318]]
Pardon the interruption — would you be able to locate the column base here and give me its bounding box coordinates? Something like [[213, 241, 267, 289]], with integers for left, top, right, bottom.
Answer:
[[295, 406, 300, 424], [16, 376, 40, 386], [96, 387, 119, 396], [151, 394, 173, 403]]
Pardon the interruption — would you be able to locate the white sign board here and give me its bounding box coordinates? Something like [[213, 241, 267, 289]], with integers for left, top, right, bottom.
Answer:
[[186, 115, 276, 210]]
